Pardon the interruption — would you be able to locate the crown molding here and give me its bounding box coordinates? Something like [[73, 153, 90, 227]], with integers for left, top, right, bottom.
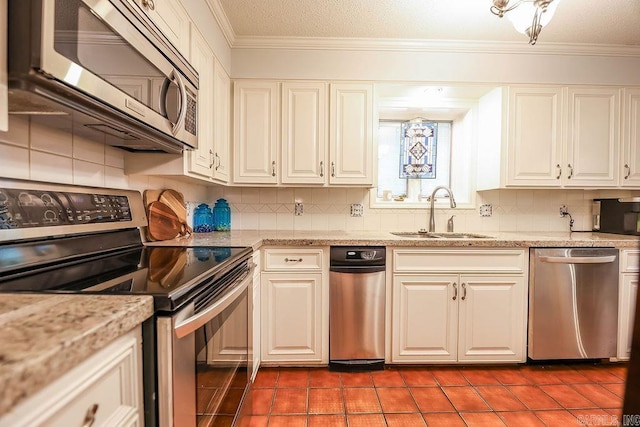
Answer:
[[204, 0, 237, 48], [229, 36, 640, 58]]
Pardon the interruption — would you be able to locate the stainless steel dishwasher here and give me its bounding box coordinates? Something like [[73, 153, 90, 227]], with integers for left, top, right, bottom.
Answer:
[[329, 246, 386, 371], [529, 247, 619, 360]]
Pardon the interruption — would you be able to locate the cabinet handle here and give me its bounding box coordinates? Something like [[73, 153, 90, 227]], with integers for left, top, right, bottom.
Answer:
[[215, 153, 221, 171], [625, 163, 631, 180], [461, 283, 467, 301], [320, 161, 324, 177], [556, 164, 562, 180], [284, 258, 303, 263], [331, 161, 336, 177], [141, 0, 155, 10], [82, 404, 99, 427], [208, 149, 214, 169], [452, 282, 457, 301], [272, 161, 276, 177], [567, 164, 573, 179]]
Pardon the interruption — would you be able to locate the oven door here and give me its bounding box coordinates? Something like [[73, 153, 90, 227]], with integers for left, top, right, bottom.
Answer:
[[157, 268, 252, 427]]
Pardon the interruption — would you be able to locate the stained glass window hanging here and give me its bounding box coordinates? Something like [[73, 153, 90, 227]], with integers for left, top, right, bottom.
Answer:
[[400, 119, 437, 179]]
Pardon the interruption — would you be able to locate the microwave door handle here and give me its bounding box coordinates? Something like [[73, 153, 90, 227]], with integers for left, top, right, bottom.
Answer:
[[539, 255, 617, 264], [174, 269, 252, 339], [159, 69, 188, 136]]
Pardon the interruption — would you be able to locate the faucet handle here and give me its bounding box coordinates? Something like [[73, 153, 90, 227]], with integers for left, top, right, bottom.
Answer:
[[447, 215, 455, 232]]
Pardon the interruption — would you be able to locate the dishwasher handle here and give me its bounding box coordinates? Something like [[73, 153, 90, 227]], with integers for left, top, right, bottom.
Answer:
[[539, 255, 617, 264], [329, 265, 385, 274]]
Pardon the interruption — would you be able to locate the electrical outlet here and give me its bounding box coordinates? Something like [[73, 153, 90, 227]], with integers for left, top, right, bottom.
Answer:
[[294, 202, 304, 216], [479, 204, 492, 217], [350, 204, 364, 217], [560, 205, 568, 217]]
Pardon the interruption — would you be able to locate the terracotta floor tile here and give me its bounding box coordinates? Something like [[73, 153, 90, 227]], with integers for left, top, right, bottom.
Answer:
[[277, 368, 309, 388], [552, 367, 591, 384], [492, 368, 532, 385], [475, 385, 528, 411], [307, 414, 347, 427], [308, 388, 344, 414], [197, 414, 233, 426], [431, 368, 469, 386], [340, 372, 373, 387], [236, 415, 269, 427], [271, 388, 308, 414], [606, 365, 628, 381], [497, 411, 546, 427], [253, 368, 278, 388], [539, 384, 598, 409], [534, 409, 580, 426], [569, 410, 620, 427], [507, 385, 562, 410], [572, 383, 624, 408], [399, 368, 438, 387], [308, 369, 342, 388], [442, 386, 491, 412], [371, 369, 405, 387], [421, 412, 467, 427], [375, 387, 418, 413], [346, 414, 386, 427], [267, 415, 307, 427], [410, 387, 456, 413], [576, 366, 625, 383], [460, 411, 507, 427], [602, 382, 626, 398], [519, 366, 562, 385], [385, 413, 426, 426], [460, 368, 502, 385], [343, 388, 382, 413], [243, 388, 274, 415]]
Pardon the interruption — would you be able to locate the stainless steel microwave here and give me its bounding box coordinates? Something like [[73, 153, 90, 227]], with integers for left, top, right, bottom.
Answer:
[[593, 198, 640, 236], [7, 0, 198, 153]]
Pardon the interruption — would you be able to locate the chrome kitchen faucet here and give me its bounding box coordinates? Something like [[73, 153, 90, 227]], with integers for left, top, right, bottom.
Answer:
[[429, 186, 456, 232]]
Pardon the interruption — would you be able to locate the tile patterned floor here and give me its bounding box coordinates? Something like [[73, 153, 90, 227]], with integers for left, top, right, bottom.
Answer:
[[236, 363, 627, 426]]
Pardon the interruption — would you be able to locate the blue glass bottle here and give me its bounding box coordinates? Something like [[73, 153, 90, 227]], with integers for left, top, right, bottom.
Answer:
[[193, 203, 213, 233], [212, 198, 231, 231]]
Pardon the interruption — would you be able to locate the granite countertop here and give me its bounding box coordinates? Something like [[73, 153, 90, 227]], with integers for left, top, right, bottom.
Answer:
[[147, 229, 640, 249], [0, 294, 154, 418]]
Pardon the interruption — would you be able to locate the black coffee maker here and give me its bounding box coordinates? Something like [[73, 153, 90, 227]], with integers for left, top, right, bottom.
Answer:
[[593, 198, 640, 235]]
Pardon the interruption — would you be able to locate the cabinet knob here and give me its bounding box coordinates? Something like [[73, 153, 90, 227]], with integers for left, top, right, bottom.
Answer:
[[331, 162, 336, 177], [82, 404, 99, 427], [141, 0, 155, 10], [272, 161, 276, 177], [625, 164, 631, 180], [567, 164, 573, 179], [461, 283, 467, 301], [284, 258, 303, 263], [320, 161, 324, 178], [215, 152, 221, 171], [556, 164, 562, 180], [209, 149, 214, 169], [452, 282, 457, 301]]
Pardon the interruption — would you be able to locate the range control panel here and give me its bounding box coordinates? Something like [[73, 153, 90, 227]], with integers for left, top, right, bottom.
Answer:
[[0, 188, 132, 229]]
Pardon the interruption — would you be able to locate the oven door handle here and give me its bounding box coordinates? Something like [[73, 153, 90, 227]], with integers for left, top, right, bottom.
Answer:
[[174, 267, 253, 339], [539, 255, 617, 264]]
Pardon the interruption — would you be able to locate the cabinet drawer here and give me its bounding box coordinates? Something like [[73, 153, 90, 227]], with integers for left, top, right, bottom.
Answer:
[[263, 248, 324, 271], [393, 249, 526, 273], [621, 249, 640, 273]]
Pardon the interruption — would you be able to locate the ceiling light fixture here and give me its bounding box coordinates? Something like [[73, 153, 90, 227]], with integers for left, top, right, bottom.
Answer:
[[490, 0, 560, 45]]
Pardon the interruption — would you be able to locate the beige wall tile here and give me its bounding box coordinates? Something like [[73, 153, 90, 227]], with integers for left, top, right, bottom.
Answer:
[[30, 151, 73, 184], [0, 143, 30, 179]]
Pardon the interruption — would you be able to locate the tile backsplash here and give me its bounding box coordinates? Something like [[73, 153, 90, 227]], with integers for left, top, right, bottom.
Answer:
[[2, 115, 638, 234]]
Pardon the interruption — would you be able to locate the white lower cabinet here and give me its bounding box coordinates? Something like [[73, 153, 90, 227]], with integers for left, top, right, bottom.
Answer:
[[391, 249, 527, 363], [260, 248, 328, 364], [0, 327, 144, 427], [618, 249, 640, 360], [251, 250, 261, 380]]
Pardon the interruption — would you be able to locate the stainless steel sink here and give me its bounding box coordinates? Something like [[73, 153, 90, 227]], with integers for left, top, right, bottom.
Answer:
[[391, 231, 494, 239]]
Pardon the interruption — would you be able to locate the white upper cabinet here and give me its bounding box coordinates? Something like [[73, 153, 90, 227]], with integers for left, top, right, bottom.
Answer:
[[565, 87, 620, 187], [282, 82, 327, 184], [478, 85, 624, 189], [622, 88, 640, 186], [233, 80, 280, 184], [212, 59, 231, 183], [128, 0, 191, 58], [329, 83, 374, 185]]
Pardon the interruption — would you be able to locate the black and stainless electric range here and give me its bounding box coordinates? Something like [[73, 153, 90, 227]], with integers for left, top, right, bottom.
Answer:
[[0, 179, 253, 427]]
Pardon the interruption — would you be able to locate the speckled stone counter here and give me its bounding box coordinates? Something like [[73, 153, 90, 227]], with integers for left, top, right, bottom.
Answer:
[[147, 229, 640, 249], [0, 294, 154, 417]]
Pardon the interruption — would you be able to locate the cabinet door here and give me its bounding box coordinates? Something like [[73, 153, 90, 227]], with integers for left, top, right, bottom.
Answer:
[[329, 83, 373, 185], [133, 0, 190, 58], [261, 273, 323, 362], [281, 82, 327, 184], [618, 273, 639, 360], [458, 275, 526, 362], [506, 87, 563, 186], [212, 60, 231, 183], [251, 252, 261, 380], [565, 88, 621, 187], [233, 81, 279, 184], [622, 88, 640, 187], [186, 26, 215, 178], [392, 274, 458, 363]]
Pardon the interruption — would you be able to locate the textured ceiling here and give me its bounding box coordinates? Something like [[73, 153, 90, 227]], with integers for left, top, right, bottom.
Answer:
[[217, 0, 640, 46]]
